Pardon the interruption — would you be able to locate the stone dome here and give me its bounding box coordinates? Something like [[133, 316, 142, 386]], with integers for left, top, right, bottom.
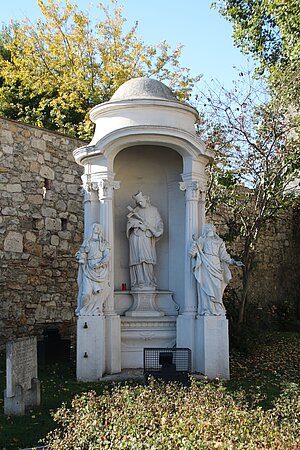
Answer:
[[110, 77, 179, 103]]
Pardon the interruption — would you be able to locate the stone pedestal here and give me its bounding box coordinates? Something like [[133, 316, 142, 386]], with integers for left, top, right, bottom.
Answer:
[[176, 314, 196, 371], [195, 315, 229, 380], [121, 316, 176, 368], [125, 291, 164, 317], [76, 316, 105, 381], [105, 314, 121, 374]]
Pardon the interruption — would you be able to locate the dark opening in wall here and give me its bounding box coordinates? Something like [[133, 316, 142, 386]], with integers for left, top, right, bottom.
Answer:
[[44, 179, 51, 190], [61, 218, 68, 231], [43, 179, 52, 199]]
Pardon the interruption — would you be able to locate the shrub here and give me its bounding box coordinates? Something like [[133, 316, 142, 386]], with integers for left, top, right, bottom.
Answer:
[[46, 378, 299, 449]]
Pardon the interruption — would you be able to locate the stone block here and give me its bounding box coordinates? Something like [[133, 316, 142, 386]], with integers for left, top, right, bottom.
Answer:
[[40, 165, 54, 180], [63, 174, 75, 183], [7, 184, 22, 193], [25, 231, 37, 243], [45, 217, 61, 231], [31, 137, 46, 151], [41, 206, 57, 218], [77, 316, 106, 381], [195, 316, 229, 380], [2, 207, 18, 216], [28, 194, 43, 205], [50, 235, 60, 246], [4, 231, 23, 252], [4, 337, 40, 415]]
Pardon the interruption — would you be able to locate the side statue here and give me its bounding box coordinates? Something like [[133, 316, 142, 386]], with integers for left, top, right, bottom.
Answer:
[[127, 192, 163, 290], [190, 224, 243, 316], [75, 223, 110, 316]]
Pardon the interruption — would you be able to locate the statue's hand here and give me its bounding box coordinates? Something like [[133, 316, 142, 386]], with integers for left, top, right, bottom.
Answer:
[[234, 260, 244, 267], [138, 222, 147, 231], [189, 243, 196, 257]]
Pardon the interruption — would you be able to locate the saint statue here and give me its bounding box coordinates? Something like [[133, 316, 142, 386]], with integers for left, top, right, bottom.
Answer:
[[190, 223, 243, 316], [127, 192, 163, 290], [75, 222, 110, 316]]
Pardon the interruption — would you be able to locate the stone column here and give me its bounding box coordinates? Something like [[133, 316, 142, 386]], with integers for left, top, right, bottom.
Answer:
[[98, 177, 120, 314], [98, 175, 121, 374], [179, 180, 201, 315], [82, 175, 100, 239]]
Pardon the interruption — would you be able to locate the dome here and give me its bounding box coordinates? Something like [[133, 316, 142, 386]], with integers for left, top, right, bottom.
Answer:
[[110, 77, 179, 103]]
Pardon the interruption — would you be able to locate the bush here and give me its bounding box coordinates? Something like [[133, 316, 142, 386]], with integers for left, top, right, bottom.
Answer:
[[46, 378, 300, 449]]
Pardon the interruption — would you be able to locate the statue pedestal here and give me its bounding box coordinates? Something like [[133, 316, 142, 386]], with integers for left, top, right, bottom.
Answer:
[[195, 315, 229, 380], [76, 316, 105, 381], [125, 290, 164, 317], [121, 316, 176, 368]]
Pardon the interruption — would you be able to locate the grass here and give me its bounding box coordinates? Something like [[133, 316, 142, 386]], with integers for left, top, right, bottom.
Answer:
[[0, 356, 106, 450], [0, 331, 299, 450]]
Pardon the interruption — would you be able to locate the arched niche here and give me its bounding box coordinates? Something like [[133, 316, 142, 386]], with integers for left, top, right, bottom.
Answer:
[[113, 144, 185, 308]]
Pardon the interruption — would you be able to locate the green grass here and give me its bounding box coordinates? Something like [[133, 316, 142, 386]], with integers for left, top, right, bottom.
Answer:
[[0, 332, 299, 450], [0, 357, 107, 450]]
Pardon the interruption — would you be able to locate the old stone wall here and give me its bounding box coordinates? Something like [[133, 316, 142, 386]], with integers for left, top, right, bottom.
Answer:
[[208, 206, 300, 328], [0, 118, 85, 348], [0, 118, 299, 348]]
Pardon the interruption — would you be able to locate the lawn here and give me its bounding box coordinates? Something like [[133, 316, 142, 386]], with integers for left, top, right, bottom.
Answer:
[[0, 332, 299, 450]]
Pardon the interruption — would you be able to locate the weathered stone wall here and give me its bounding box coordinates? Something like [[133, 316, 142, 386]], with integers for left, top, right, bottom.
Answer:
[[208, 205, 300, 327], [0, 117, 299, 348], [0, 118, 85, 348]]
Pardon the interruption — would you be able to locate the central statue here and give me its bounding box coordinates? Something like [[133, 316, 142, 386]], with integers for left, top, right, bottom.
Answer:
[[126, 192, 163, 290]]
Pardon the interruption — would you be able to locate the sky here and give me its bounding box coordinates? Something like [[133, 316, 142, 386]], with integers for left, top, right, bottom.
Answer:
[[0, 0, 253, 91]]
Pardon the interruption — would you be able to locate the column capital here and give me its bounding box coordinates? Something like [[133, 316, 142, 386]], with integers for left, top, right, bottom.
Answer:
[[179, 180, 202, 201], [99, 179, 120, 199]]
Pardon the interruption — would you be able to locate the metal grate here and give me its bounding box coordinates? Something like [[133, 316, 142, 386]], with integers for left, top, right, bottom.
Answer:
[[143, 348, 191, 386]]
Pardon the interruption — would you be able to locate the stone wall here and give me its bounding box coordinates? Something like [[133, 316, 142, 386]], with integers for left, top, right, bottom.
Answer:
[[0, 117, 299, 348], [0, 118, 85, 348], [208, 206, 300, 327]]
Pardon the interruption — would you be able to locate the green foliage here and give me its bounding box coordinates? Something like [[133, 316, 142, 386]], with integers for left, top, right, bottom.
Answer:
[[213, 0, 300, 110], [0, 0, 199, 139], [1, 333, 299, 449], [46, 370, 300, 449]]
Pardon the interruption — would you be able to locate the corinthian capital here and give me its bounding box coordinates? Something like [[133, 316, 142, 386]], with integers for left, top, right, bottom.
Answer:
[[179, 181, 201, 201], [99, 179, 121, 198]]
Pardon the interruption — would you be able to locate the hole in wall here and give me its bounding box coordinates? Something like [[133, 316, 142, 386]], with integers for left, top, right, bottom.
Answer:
[[43, 179, 51, 198], [61, 218, 68, 231]]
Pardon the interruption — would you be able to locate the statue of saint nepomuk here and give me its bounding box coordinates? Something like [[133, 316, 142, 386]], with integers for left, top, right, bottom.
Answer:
[[75, 223, 110, 316], [127, 192, 163, 290], [190, 223, 243, 316]]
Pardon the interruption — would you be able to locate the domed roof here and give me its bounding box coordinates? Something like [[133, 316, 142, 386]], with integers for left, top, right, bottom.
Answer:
[[110, 77, 179, 103]]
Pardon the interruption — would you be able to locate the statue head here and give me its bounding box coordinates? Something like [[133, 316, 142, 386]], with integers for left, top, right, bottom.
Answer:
[[90, 222, 103, 239], [132, 191, 149, 208], [202, 223, 216, 237]]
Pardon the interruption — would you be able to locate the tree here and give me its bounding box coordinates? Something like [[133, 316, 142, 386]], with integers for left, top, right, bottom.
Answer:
[[196, 71, 300, 326], [0, 0, 199, 139], [213, 0, 300, 111]]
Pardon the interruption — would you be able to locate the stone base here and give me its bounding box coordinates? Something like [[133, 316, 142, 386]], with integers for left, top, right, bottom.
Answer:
[[105, 314, 121, 375], [115, 290, 179, 316], [76, 315, 105, 381], [176, 314, 196, 371], [4, 378, 40, 415], [121, 316, 176, 368], [125, 290, 164, 317], [195, 315, 229, 380]]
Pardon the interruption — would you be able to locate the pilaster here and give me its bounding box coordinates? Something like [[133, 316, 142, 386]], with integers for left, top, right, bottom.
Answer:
[[179, 179, 201, 316]]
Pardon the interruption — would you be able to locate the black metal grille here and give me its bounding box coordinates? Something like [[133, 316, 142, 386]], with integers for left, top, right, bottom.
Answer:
[[143, 348, 191, 385]]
